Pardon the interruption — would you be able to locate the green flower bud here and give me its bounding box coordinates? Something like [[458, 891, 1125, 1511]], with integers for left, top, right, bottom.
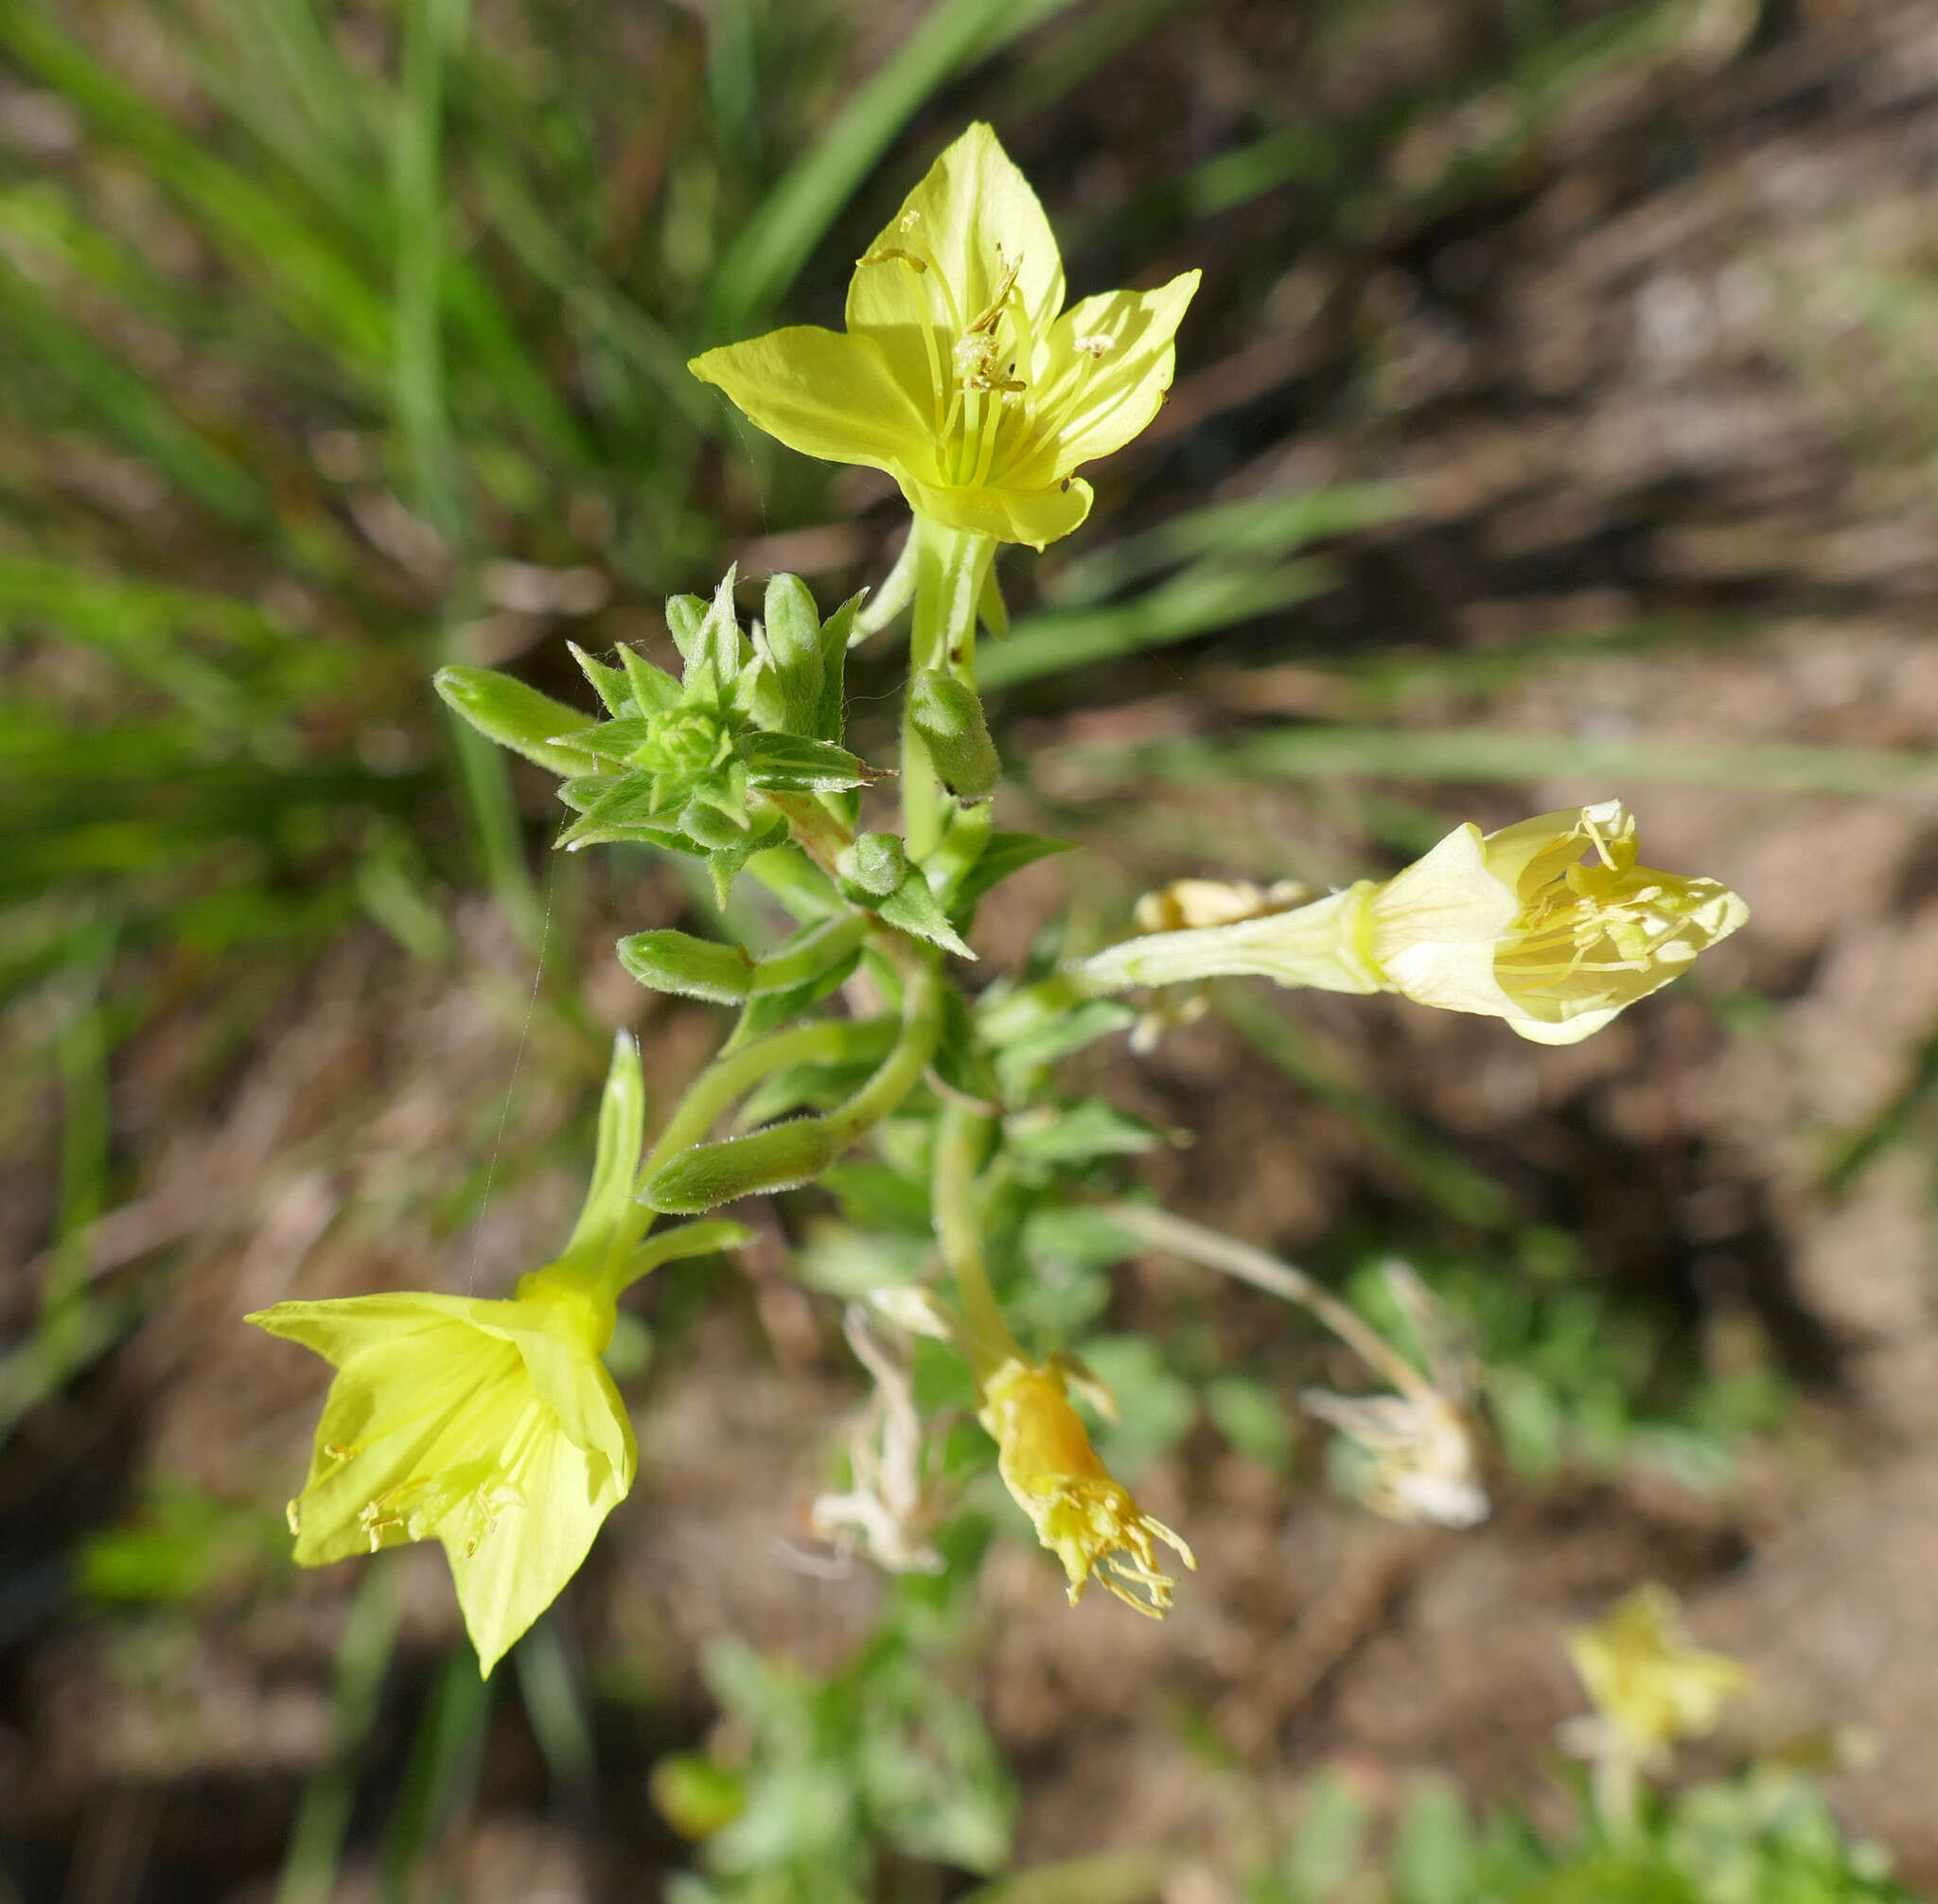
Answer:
[[907, 669, 999, 799], [756, 573, 826, 737], [433, 665, 594, 778], [643, 1118, 837, 1213], [679, 795, 755, 850], [617, 929, 756, 1003], [837, 831, 908, 900]]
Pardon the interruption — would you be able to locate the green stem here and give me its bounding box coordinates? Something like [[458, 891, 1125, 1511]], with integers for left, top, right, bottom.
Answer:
[[751, 914, 868, 995], [638, 1018, 873, 1185], [821, 957, 944, 1148], [933, 1101, 1021, 1381], [903, 517, 995, 860], [1102, 1203, 1436, 1405]]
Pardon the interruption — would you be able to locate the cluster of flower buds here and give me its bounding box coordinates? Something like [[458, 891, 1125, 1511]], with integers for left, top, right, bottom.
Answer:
[[436, 569, 871, 903]]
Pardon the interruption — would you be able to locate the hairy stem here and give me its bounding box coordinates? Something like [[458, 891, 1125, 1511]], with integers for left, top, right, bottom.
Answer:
[[933, 1102, 1020, 1381], [903, 517, 995, 860], [1102, 1203, 1436, 1404]]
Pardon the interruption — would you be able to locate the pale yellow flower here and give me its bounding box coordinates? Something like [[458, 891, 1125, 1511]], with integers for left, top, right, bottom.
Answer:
[[1566, 1583, 1751, 1767], [978, 1355, 1193, 1615], [690, 124, 1199, 550], [1081, 800, 1748, 1046]]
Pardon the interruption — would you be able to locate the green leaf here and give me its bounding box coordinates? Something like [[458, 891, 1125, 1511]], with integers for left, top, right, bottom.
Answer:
[[434, 666, 597, 777], [569, 643, 634, 715], [1004, 1099, 1165, 1168], [620, 646, 684, 716], [1206, 1377, 1295, 1472], [950, 830, 1074, 915], [742, 731, 871, 792], [876, 869, 975, 958]]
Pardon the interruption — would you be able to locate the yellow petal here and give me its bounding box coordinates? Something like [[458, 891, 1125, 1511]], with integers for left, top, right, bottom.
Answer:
[[1013, 271, 1200, 481], [847, 122, 1065, 347], [445, 1410, 632, 1676], [247, 1292, 484, 1366], [687, 327, 932, 475], [895, 468, 1093, 550]]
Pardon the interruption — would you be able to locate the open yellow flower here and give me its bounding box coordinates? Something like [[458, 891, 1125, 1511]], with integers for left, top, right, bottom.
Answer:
[[247, 1032, 678, 1675], [250, 1276, 634, 1676], [1079, 800, 1748, 1046], [690, 123, 1199, 550], [978, 1355, 1193, 1615], [1566, 1583, 1750, 1766]]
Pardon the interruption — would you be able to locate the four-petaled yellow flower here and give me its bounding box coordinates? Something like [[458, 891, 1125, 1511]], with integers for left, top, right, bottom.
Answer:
[[249, 1032, 654, 1675], [1566, 1582, 1751, 1767], [690, 123, 1199, 550], [1080, 800, 1748, 1046], [251, 1278, 635, 1677], [978, 1355, 1194, 1615]]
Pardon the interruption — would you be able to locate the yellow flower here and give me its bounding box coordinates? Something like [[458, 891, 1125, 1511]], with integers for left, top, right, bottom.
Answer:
[[1566, 1583, 1750, 1766], [247, 1032, 655, 1675], [250, 1276, 634, 1676], [1080, 800, 1747, 1046], [978, 1356, 1193, 1615], [689, 123, 1199, 550]]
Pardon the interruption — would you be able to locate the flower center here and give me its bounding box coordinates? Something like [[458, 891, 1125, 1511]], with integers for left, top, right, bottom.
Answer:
[[857, 210, 1120, 490]]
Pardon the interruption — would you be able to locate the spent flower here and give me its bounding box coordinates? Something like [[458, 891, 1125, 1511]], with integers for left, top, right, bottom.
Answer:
[[1566, 1583, 1752, 1769], [690, 124, 1199, 550], [978, 1354, 1193, 1615], [1081, 800, 1747, 1046]]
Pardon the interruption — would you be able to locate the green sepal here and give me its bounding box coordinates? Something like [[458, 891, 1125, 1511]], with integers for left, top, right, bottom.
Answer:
[[643, 1118, 837, 1213], [569, 643, 633, 715], [907, 670, 999, 799], [617, 929, 757, 1003], [877, 868, 975, 959], [433, 665, 598, 778], [742, 731, 870, 793], [616, 1218, 751, 1285], [555, 1031, 647, 1279]]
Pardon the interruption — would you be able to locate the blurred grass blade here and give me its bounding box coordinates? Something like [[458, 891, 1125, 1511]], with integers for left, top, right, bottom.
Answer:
[[0, 0, 393, 381], [704, 0, 1078, 329], [1042, 485, 1411, 608], [0, 256, 269, 526], [1059, 724, 1938, 796], [982, 559, 1334, 690], [378, 1646, 494, 1904], [393, 0, 541, 945], [275, 1564, 402, 1904], [512, 1618, 596, 1801], [473, 150, 711, 428]]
